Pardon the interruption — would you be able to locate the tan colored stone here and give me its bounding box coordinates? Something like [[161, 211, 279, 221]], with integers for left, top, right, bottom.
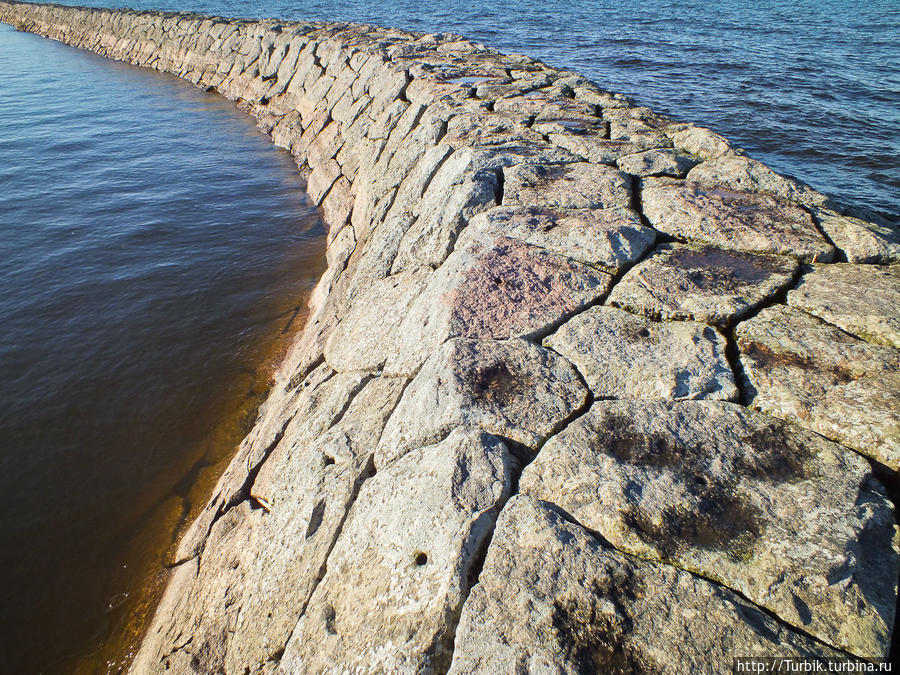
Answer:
[[788, 263, 900, 348], [280, 428, 511, 673], [545, 306, 736, 400], [608, 243, 798, 325], [458, 205, 655, 273], [641, 178, 833, 262], [737, 305, 900, 469], [378, 338, 589, 466], [521, 400, 899, 657], [503, 161, 631, 210], [449, 496, 840, 674]]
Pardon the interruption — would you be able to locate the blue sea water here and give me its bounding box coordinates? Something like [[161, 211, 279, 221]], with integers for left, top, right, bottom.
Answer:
[[0, 0, 897, 672]]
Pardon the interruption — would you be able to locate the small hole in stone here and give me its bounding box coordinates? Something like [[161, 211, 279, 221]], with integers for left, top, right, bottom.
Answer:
[[413, 551, 428, 566], [638, 328, 650, 338], [492, 276, 504, 286], [323, 455, 335, 467]]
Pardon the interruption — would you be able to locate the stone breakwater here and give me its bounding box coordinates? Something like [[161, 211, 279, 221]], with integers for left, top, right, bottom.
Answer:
[[2, 1, 899, 671]]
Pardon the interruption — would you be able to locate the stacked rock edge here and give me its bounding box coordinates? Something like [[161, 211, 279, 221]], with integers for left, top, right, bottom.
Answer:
[[2, 1, 898, 671]]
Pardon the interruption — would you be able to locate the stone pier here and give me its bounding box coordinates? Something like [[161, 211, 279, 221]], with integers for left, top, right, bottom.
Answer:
[[1, 1, 898, 671]]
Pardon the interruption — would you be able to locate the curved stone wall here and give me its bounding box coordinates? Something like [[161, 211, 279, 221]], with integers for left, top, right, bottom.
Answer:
[[1, 1, 898, 671]]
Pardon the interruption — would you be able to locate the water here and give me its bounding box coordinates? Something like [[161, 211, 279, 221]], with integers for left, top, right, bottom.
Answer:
[[0, 24, 324, 674], [0, 0, 897, 672], [53, 0, 900, 221]]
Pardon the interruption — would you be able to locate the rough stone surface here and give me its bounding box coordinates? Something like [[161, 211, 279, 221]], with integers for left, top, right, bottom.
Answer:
[[641, 178, 834, 262], [544, 306, 737, 400], [449, 496, 840, 674], [503, 161, 632, 210], [378, 338, 588, 466], [788, 263, 900, 348], [687, 154, 829, 207], [737, 305, 900, 469], [665, 123, 734, 160], [811, 207, 900, 264], [520, 400, 899, 657], [457, 205, 656, 273], [617, 147, 697, 177], [385, 233, 613, 375], [607, 243, 798, 325], [280, 427, 511, 673], [324, 268, 431, 372], [2, 3, 895, 672]]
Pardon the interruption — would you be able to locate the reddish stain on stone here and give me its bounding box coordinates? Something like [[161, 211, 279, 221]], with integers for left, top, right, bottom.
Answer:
[[443, 238, 603, 339]]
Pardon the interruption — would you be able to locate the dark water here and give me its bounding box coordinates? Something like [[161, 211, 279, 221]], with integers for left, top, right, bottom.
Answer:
[[0, 0, 898, 672], [0, 24, 324, 674]]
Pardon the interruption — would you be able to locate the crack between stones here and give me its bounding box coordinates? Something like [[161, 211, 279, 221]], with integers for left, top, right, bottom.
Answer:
[[442, 371, 596, 671], [537, 498, 864, 662], [273, 377, 410, 664]]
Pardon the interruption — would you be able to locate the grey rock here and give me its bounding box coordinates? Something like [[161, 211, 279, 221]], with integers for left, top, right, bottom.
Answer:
[[665, 123, 734, 159], [324, 268, 431, 372], [279, 427, 511, 674], [503, 161, 632, 210], [544, 306, 736, 400], [520, 400, 899, 657], [170, 364, 365, 563], [443, 110, 545, 148], [617, 147, 697, 177], [391, 147, 500, 272], [449, 495, 840, 675], [688, 154, 829, 207], [548, 132, 662, 165], [812, 207, 900, 264], [737, 305, 900, 470], [458, 205, 655, 273], [788, 263, 900, 348], [378, 338, 588, 466], [386, 234, 612, 376], [641, 178, 834, 262], [222, 376, 408, 673], [607, 243, 798, 325], [493, 91, 599, 126]]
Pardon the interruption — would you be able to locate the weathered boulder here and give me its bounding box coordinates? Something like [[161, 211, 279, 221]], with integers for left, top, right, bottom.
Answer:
[[787, 263, 900, 348], [171, 364, 367, 563], [544, 306, 736, 400], [280, 427, 511, 673], [687, 154, 829, 207], [811, 207, 900, 264], [607, 243, 798, 325], [641, 178, 834, 262], [520, 400, 899, 657], [449, 496, 841, 674], [502, 161, 632, 210], [458, 205, 655, 273], [378, 338, 588, 466], [665, 123, 734, 159], [222, 376, 408, 672], [548, 132, 665, 165], [324, 268, 431, 372], [617, 147, 697, 178], [385, 234, 613, 375], [736, 305, 900, 469]]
